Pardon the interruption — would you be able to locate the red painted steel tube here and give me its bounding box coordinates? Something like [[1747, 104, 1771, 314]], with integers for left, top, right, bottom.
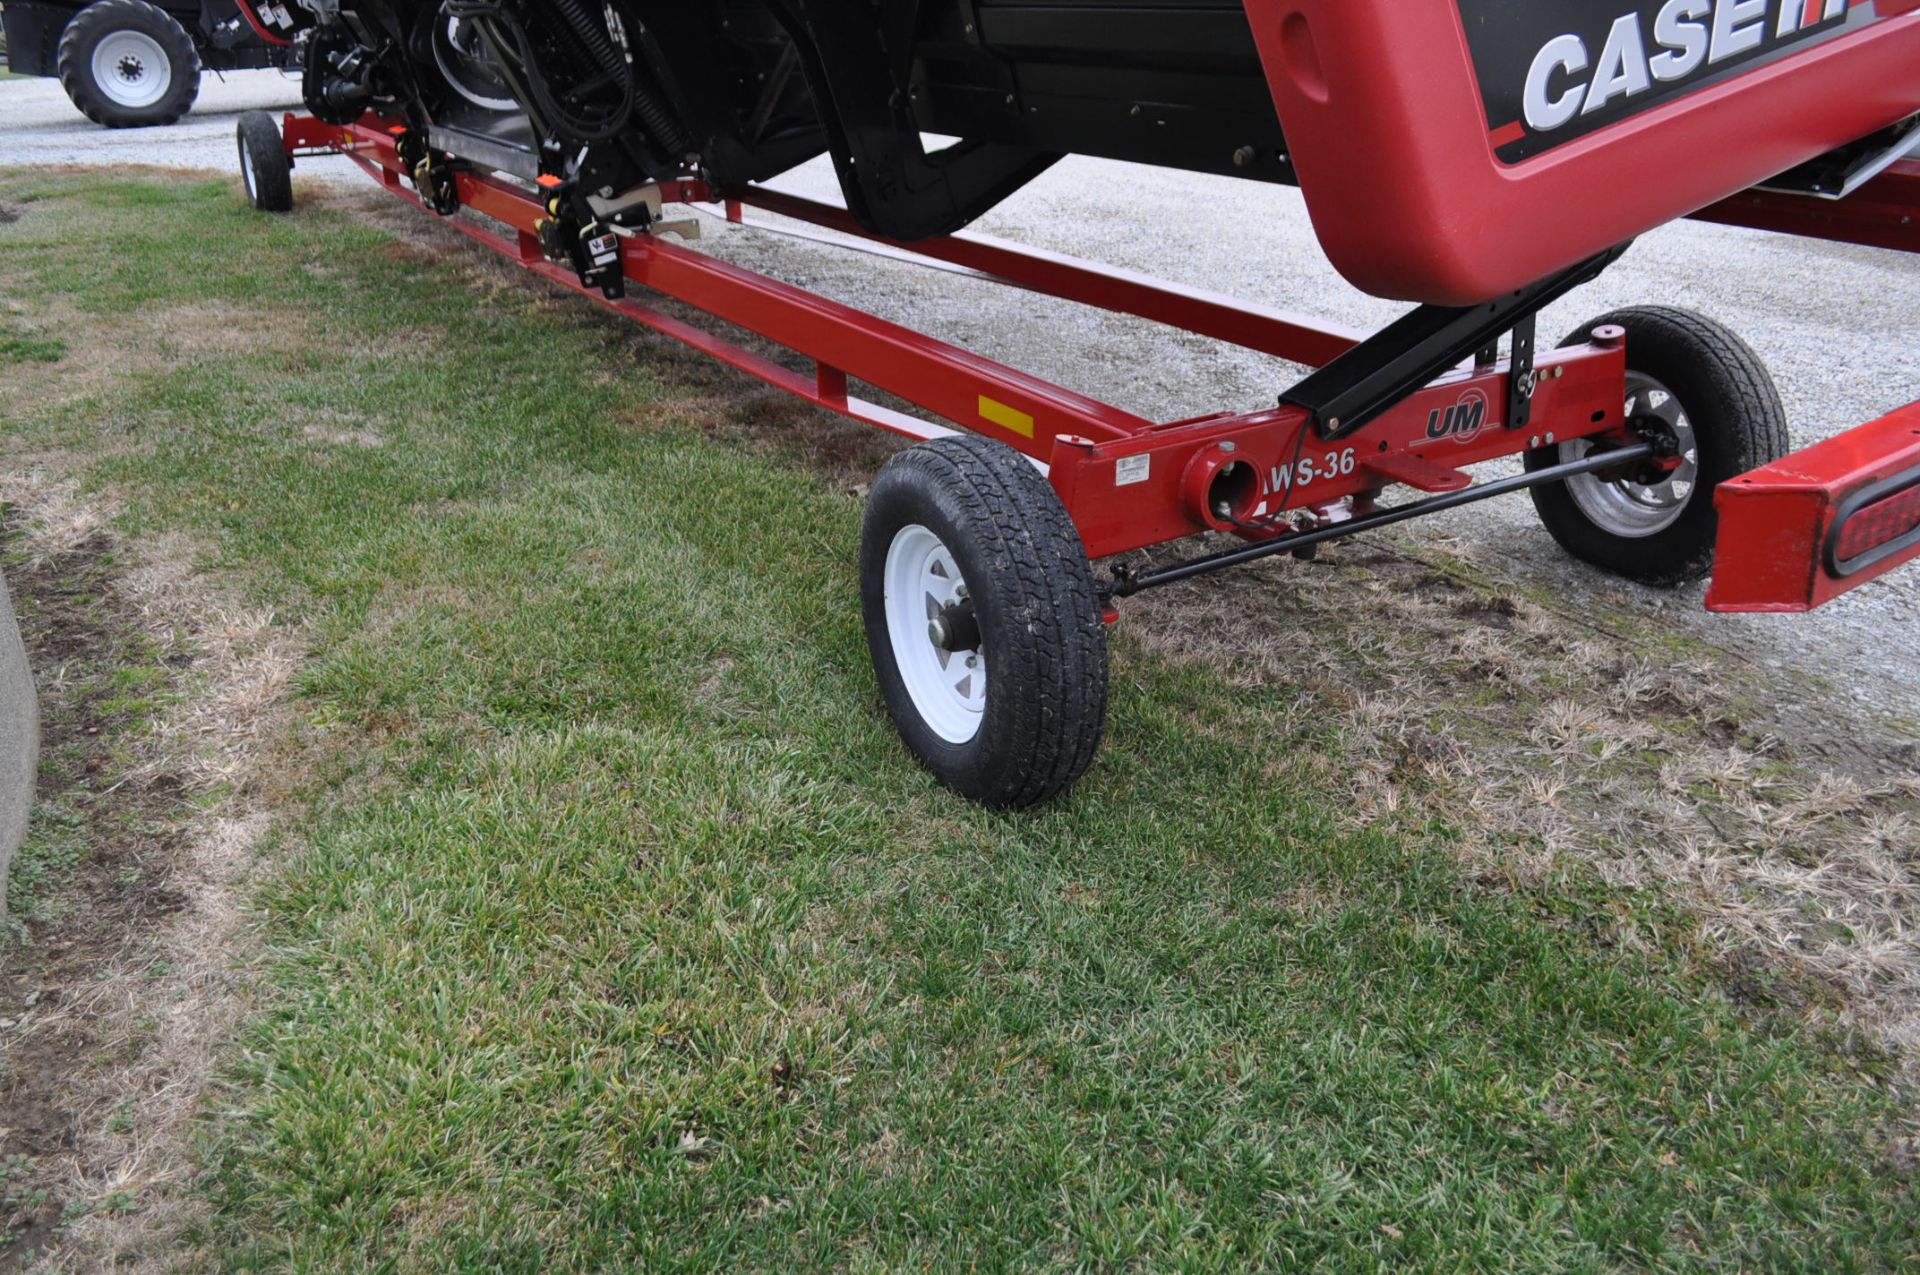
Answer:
[[1708, 399, 1920, 611], [329, 122, 1147, 459], [1052, 344, 1626, 558], [627, 235, 1154, 453], [281, 112, 356, 156], [369, 169, 957, 445], [720, 185, 1364, 368], [1691, 160, 1920, 256]]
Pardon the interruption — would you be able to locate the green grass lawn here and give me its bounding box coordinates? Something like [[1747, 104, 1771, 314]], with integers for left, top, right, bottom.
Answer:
[[1, 171, 1915, 1271]]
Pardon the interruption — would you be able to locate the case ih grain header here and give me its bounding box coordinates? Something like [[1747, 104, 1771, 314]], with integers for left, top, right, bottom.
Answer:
[[232, 0, 1920, 805]]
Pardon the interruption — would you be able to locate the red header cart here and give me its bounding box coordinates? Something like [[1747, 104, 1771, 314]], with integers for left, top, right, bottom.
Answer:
[[236, 0, 1920, 804]]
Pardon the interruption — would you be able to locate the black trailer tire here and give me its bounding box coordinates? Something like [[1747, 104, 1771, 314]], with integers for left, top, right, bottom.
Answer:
[[860, 434, 1108, 808], [56, 0, 200, 128], [1525, 306, 1788, 586], [236, 111, 294, 213]]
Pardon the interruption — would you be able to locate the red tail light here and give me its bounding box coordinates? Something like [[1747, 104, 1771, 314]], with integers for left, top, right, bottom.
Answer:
[[1829, 470, 1920, 578]]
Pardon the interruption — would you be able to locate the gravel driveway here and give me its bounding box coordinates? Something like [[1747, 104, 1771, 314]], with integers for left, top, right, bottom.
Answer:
[[0, 68, 351, 177], [4, 70, 1916, 726]]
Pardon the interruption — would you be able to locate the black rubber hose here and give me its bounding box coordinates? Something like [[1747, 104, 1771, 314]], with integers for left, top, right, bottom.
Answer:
[[443, 0, 687, 153], [548, 0, 688, 155], [520, 4, 632, 142]]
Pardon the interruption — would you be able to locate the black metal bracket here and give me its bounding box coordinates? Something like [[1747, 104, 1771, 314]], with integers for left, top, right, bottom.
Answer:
[[1105, 441, 1654, 598], [532, 181, 627, 300], [1506, 311, 1537, 432], [1280, 244, 1630, 441]]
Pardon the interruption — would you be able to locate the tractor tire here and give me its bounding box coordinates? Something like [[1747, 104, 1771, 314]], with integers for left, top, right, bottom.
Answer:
[[57, 0, 200, 128], [236, 111, 294, 212], [860, 434, 1108, 807], [1525, 306, 1788, 586]]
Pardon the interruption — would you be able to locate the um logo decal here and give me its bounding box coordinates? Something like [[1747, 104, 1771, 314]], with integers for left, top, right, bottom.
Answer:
[[1426, 388, 1492, 445]]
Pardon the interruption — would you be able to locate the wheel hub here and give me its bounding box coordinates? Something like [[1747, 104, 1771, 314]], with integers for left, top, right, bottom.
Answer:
[[90, 30, 173, 109], [1554, 371, 1700, 539], [927, 599, 981, 653]]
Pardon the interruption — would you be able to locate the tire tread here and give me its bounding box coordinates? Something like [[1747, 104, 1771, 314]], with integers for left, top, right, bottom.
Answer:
[[1528, 305, 1787, 586], [237, 110, 295, 212], [864, 435, 1107, 807], [57, 0, 201, 128]]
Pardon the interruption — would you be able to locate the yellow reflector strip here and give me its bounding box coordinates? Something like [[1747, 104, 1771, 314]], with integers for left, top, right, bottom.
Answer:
[[978, 396, 1035, 439]]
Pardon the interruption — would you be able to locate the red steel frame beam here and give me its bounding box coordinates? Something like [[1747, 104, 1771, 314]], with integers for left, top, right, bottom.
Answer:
[[711, 186, 1365, 368], [281, 114, 1633, 560], [288, 114, 1145, 456], [281, 109, 1920, 610], [1690, 157, 1920, 608], [1691, 160, 1920, 256]]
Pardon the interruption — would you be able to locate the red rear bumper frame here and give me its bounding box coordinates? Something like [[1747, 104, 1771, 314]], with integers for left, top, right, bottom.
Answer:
[[1709, 401, 1920, 611]]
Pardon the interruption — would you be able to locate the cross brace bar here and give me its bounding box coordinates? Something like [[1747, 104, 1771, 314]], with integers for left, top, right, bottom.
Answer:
[[1109, 443, 1655, 596]]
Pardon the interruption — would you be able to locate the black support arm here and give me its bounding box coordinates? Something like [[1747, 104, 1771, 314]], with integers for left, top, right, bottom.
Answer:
[[1281, 244, 1630, 440]]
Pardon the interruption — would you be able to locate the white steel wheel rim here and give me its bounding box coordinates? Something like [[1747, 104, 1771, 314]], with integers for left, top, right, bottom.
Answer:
[[884, 524, 986, 745], [240, 135, 258, 201], [1556, 371, 1699, 539], [91, 30, 172, 109]]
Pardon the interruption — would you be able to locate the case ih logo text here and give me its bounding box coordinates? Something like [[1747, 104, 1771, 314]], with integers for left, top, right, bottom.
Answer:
[[1523, 0, 1848, 133], [1427, 389, 1491, 445]]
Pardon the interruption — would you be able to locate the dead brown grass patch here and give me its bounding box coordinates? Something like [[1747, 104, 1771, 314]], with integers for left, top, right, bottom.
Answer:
[[1128, 536, 1920, 1067]]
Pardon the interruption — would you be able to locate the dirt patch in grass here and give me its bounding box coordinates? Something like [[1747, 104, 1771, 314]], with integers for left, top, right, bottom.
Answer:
[[132, 299, 323, 364], [0, 522, 187, 1268], [1129, 536, 1920, 1064], [300, 411, 386, 449], [0, 476, 293, 1271], [0, 298, 133, 421]]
